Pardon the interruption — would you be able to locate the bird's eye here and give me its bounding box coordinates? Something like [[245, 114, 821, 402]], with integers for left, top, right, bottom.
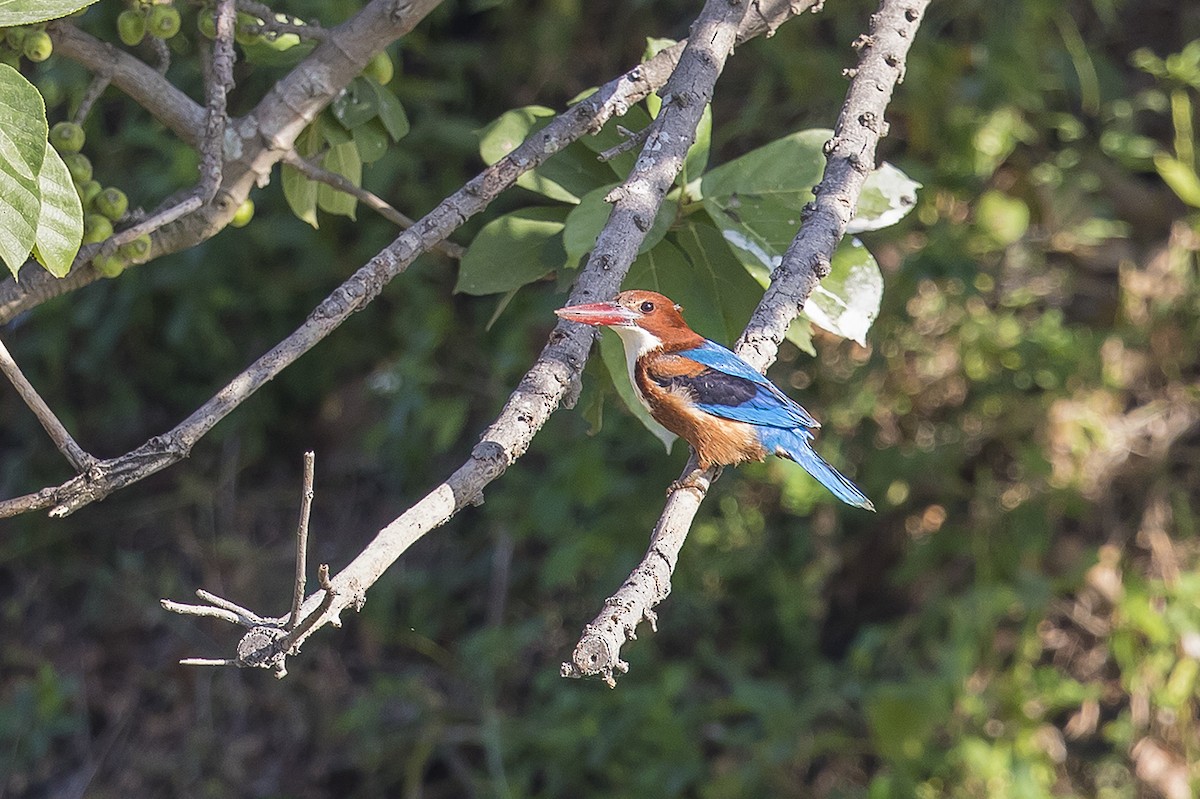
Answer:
[[639, 301, 655, 313]]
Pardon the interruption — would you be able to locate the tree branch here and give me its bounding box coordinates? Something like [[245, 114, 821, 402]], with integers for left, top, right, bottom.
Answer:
[[156, 0, 810, 675], [0, 336, 95, 473], [197, 0, 237, 203], [563, 0, 931, 686]]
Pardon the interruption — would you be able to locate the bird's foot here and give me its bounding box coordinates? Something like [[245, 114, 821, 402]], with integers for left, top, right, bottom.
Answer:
[[667, 470, 715, 497]]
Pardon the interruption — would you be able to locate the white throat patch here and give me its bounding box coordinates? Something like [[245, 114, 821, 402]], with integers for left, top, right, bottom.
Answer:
[[612, 325, 663, 410]]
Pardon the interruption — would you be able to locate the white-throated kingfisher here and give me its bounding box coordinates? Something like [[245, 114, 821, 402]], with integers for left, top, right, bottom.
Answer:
[[556, 290, 874, 510]]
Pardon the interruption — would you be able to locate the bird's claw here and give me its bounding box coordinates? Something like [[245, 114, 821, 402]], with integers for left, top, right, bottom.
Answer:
[[667, 474, 708, 497]]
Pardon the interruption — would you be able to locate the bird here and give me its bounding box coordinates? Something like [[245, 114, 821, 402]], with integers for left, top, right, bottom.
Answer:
[[555, 289, 874, 510]]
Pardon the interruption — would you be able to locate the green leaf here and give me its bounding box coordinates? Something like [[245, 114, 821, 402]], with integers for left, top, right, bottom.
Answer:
[[364, 78, 410, 141], [673, 221, 763, 343], [353, 119, 389, 164], [478, 106, 611, 203], [598, 328, 676, 452], [701, 128, 918, 232], [32, 142, 82, 277], [802, 238, 884, 346], [0, 64, 46, 276], [0, 0, 97, 26], [563, 183, 677, 266], [1154, 152, 1200, 207], [282, 122, 321, 227], [456, 206, 569, 295], [847, 162, 921, 233], [786, 317, 816, 356], [316, 141, 361, 219], [701, 129, 829, 200], [331, 77, 379, 130], [702, 192, 799, 283], [281, 163, 318, 228], [319, 112, 352, 146]]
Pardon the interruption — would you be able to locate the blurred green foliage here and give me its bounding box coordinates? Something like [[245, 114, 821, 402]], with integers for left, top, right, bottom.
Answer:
[[2, 0, 1200, 797]]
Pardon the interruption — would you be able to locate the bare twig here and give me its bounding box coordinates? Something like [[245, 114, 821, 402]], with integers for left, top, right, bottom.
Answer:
[[287, 452, 316, 630], [282, 149, 466, 259], [197, 0, 236, 203], [148, 33, 170, 75], [598, 124, 651, 162], [161, 462, 334, 677], [0, 336, 95, 473], [564, 0, 931, 685], [276, 564, 336, 657], [72, 74, 111, 126]]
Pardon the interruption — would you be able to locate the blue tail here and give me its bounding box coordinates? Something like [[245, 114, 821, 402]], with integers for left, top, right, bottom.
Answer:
[[759, 428, 875, 511]]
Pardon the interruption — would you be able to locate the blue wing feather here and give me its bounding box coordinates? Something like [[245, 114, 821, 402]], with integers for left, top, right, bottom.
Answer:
[[678, 340, 820, 429]]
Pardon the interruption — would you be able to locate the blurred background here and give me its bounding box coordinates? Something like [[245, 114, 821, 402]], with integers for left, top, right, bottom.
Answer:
[[2, 0, 1200, 796]]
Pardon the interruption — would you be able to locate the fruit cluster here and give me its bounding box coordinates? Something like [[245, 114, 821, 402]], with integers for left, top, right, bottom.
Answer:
[[50, 121, 149, 277], [0, 24, 54, 66], [117, 0, 182, 47]]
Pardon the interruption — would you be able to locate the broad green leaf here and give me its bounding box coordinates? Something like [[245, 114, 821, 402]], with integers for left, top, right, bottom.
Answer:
[[364, 78, 410, 141], [786, 317, 816, 356], [599, 328, 676, 452], [456, 206, 569, 295], [846, 162, 920, 233], [0, 0, 97, 26], [701, 129, 829, 200], [281, 164, 319, 228], [703, 193, 799, 283], [563, 183, 677, 266], [673, 221, 762, 344], [0, 64, 46, 276], [316, 141, 361, 219], [701, 128, 918, 231], [478, 106, 611, 203], [479, 106, 556, 165], [353, 119, 389, 164], [331, 77, 379, 130], [282, 122, 321, 227], [318, 112, 351, 146], [802, 238, 884, 346], [32, 142, 82, 277], [1154, 152, 1200, 207]]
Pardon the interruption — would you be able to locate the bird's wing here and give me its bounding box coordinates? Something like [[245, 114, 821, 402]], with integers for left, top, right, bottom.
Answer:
[[649, 340, 820, 430]]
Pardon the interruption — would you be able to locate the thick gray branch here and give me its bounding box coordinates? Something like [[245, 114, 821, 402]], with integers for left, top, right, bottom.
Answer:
[[565, 0, 931, 686]]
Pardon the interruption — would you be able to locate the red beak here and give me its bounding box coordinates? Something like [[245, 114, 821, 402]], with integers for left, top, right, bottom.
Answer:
[[554, 301, 639, 327]]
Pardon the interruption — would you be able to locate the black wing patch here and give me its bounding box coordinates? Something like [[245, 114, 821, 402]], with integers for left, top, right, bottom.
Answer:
[[651, 368, 759, 408]]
